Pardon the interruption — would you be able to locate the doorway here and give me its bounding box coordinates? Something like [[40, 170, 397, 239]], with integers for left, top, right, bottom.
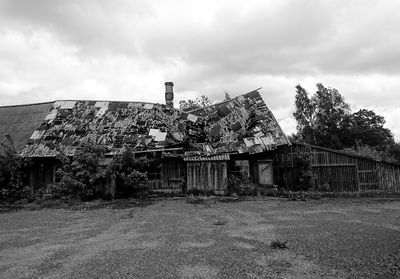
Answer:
[[258, 160, 273, 185]]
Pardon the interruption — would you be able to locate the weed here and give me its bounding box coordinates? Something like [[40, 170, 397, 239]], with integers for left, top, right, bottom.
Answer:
[[270, 240, 288, 250], [212, 220, 227, 226]]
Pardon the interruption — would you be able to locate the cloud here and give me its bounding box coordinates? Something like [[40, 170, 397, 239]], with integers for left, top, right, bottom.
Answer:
[[0, 0, 399, 140]]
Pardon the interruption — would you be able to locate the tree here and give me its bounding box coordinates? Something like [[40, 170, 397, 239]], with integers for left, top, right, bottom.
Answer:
[[293, 83, 399, 163], [224, 91, 231, 101], [388, 143, 400, 163], [293, 83, 351, 148], [179, 95, 212, 111], [293, 85, 317, 144], [341, 109, 394, 147]]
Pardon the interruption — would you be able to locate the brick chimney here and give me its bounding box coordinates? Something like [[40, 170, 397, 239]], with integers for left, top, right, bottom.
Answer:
[[165, 82, 174, 108]]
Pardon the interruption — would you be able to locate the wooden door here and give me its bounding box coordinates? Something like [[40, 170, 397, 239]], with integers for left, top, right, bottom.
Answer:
[[258, 161, 273, 185]]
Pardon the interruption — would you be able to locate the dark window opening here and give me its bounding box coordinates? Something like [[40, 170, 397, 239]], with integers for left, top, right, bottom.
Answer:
[[148, 166, 161, 180], [230, 160, 250, 177]]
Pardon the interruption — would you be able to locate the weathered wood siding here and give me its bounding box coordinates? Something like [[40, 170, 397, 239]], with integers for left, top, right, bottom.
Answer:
[[148, 157, 186, 190], [275, 143, 400, 193], [29, 158, 56, 193], [186, 161, 227, 193]]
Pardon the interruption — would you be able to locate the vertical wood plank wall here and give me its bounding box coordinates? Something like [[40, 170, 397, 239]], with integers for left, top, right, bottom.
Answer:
[[148, 157, 186, 190], [186, 161, 227, 192], [29, 159, 56, 193], [275, 144, 400, 193]]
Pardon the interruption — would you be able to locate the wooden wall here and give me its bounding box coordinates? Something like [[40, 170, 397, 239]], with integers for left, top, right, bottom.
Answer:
[[186, 161, 227, 194], [275, 143, 400, 193], [147, 157, 186, 190], [29, 158, 56, 193]]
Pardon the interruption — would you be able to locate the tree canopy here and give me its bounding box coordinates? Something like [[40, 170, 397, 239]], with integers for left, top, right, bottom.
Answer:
[[294, 83, 351, 149], [179, 95, 212, 111], [293, 83, 397, 162]]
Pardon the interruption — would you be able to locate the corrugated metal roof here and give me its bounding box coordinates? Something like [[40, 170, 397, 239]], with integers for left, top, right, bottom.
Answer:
[[184, 154, 230, 161]]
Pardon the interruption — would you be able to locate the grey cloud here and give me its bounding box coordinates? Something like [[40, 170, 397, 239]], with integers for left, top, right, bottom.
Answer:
[[142, 0, 400, 78], [2, 0, 400, 75], [0, 0, 400, 139], [0, 0, 152, 55]]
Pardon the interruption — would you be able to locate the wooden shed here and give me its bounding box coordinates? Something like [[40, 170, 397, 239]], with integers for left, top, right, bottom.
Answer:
[[185, 155, 229, 194], [274, 143, 400, 193]]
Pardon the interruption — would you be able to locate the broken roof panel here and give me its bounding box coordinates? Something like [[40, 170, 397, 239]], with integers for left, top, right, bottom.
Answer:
[[22, 100, 183, 157], [60, 101, 77, 109], [186, 90, 290, 155], [12, 89, 288, 157]]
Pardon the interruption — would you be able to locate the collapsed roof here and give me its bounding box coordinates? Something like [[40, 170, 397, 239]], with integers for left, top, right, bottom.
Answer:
[[0, 89, 289, 157], [21, 101, 182, 157], [182, 90, 290, 155]]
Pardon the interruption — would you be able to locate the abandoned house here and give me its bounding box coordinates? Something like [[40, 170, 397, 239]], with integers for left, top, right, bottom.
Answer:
[[1, 82, 399, 196]]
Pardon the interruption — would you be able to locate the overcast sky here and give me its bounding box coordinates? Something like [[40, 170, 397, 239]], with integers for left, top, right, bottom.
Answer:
[[0, 0, 399, 140]]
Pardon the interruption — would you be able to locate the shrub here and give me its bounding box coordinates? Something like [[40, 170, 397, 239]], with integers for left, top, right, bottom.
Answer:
[[53, 144, 108, 201], [0, 135, 31, 202], [228, 172, 258, 196], [107, 147, 151, 198], [292, 153, 317, 191], [316, 182, 331, 192]]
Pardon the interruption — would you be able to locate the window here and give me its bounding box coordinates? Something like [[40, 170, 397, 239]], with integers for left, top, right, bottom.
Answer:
[[148, 166, 161, 180], [234, 160, 250, 177]]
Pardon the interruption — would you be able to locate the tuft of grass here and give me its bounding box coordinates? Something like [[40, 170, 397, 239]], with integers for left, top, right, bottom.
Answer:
[[270, 240, 288, 250]]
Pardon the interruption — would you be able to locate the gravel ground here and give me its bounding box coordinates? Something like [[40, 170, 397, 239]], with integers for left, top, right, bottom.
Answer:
[[0, 198, 399, 279]]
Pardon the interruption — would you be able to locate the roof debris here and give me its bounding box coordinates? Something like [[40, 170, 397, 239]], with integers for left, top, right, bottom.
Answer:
[[17, 90, 289, 157]]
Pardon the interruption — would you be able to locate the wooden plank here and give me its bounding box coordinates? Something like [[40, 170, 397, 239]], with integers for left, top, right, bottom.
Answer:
[[312, 164, 356, 167], [355, 162, 361, 192], [358, 170, 377, 173]]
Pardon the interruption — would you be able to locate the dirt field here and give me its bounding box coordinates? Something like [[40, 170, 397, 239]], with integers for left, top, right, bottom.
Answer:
[[1, 198, 399, 279]]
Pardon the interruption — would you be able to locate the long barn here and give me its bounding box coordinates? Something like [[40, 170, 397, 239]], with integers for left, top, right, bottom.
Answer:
[[274, 142, 400, 193], [1, 82, 399, 196]]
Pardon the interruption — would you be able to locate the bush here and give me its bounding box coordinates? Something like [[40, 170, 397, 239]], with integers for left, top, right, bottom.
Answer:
[[228, 173, 258, 196], [316, 182, 331, 192], [292, 153, 317, 191], [107, 147, 152, 198], [259, 186, 279, 197], [0, 136, 31, 203], [52, 144, 108, 201]]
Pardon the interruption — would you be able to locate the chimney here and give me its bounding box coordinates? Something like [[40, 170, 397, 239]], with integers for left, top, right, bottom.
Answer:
[[165, 81, 174, 108]]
